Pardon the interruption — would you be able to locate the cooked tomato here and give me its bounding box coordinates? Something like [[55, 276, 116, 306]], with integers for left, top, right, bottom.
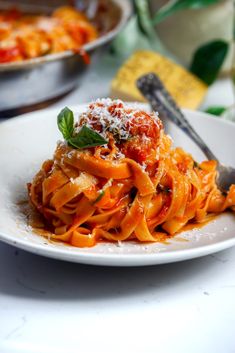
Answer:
[[127, 111, 162, 140], [0, 46, 21, 63]]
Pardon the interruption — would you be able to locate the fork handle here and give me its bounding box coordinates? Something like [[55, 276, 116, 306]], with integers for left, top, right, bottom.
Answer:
[[137, 73, 218, 162]]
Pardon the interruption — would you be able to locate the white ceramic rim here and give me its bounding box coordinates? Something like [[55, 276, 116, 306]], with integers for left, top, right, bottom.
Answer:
[[0, 106, 235, 266]]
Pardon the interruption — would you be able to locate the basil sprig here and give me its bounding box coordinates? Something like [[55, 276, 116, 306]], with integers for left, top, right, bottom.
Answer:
[[57, 107, 108, 149]]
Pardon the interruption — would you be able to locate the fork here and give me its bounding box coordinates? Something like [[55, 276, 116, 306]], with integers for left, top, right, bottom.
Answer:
[[136, 73, 235, 192]]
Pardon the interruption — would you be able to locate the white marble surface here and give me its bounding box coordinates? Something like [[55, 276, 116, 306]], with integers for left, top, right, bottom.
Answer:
[[0, 53, 235, 353], [1, 243, 235, 353]]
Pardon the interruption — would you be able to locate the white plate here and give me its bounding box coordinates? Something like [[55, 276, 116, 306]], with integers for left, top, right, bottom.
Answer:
[[0, 104, 235, 266]]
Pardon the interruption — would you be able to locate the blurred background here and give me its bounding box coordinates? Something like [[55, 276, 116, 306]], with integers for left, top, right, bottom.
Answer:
[[0, 0, 234, 119]]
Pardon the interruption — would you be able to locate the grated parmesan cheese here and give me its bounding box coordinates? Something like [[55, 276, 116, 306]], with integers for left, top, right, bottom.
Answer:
[[75, 98, 161, 142]]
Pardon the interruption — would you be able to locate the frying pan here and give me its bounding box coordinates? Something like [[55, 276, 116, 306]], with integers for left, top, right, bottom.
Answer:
[[0, 0, 132, 113]]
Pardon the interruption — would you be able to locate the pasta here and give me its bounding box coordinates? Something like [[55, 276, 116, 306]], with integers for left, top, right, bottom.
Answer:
[[28, 99, 235, 247], [0, 6, 97, 63]]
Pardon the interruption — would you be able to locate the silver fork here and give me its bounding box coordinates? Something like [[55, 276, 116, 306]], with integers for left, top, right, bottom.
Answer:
[[137, 73, 235, 193]]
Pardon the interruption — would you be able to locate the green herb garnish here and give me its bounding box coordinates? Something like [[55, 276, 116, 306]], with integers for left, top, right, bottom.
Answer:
[[164, 186, 171, 194], [93, 190, 105, 204], [158, 184, 171, 194], [57, 107, 108, 149], [193, 161, 202, 169], [69, 126, 108, 149], [190, 40, 229, 85], [57, 107, 74, 140]]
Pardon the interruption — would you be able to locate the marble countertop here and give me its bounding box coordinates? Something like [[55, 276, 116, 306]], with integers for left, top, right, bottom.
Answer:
[[0, 53, 235, 353]]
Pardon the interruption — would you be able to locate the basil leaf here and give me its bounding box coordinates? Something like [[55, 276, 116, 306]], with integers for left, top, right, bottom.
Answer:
[[152, 0, 220, 24], [190, 40, 228, 85], [68, 125, 108, 149], [205, 106, 227, 116], [57, 107, 74, 140], [110, 14, 170, 59]]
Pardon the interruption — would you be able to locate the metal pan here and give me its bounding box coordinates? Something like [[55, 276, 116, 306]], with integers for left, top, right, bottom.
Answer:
[[0, 0, 132, 113]]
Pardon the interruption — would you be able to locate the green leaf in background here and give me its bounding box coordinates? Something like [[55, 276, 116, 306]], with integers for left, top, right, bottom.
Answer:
[[205, 106, 227, 116], [152, 0, 221, 25], [190, 40, 229, 85], [110, 10, 174, 61], [114, 16, 143, 54], [57, 107, 74, 140], [68, 125, 108, 149], [134, 0, 174, 56], [135, 0, 156, 39], [110, 16, 148, 57]]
